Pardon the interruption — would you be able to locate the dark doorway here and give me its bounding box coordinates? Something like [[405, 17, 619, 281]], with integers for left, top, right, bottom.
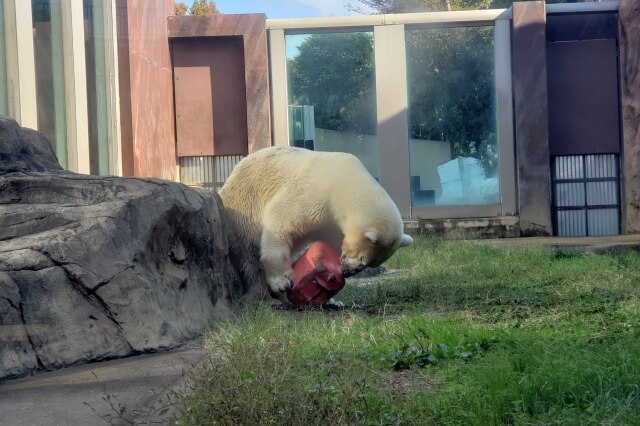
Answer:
[[546, 12, 621, 236]]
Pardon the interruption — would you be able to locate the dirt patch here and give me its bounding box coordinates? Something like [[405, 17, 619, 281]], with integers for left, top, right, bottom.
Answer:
[[382, 368, 444, 398]]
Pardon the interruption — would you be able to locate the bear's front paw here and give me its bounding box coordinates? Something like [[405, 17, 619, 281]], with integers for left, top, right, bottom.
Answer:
[[266, 273, 293, 302], [323, 298, 347, 310]]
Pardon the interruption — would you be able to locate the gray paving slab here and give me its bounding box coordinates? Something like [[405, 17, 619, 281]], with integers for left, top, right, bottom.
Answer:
[[477, 234, 640, 253], [0, 342, 205, 426]]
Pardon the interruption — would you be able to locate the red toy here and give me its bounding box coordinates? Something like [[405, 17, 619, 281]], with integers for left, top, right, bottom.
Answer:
[[287, 241, 346, 307]]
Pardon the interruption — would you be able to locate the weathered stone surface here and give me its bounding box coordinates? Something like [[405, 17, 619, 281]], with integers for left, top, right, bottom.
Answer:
[[0, 118, 63, 174], [0, 117, 241, 381], [620, 0, 640, 233]]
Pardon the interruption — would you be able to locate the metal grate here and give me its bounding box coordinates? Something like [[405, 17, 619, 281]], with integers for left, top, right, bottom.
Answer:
[[552, 154, 620, 237], [179, 155, 244, 191]]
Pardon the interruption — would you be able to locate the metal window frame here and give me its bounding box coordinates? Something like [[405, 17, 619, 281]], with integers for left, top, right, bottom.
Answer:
[[3, 0, 38, 129], [551, 154, 621, 236], [1, 0, 121, 176], [267, 10, 516, 219]]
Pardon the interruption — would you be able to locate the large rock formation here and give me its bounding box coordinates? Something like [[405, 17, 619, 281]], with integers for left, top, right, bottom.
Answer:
[[0, 117, 242, 381]]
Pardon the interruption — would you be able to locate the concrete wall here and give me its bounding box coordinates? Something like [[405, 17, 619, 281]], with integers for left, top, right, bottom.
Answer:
[[511, 1, 553, 236], [116, 0, 177, 180]]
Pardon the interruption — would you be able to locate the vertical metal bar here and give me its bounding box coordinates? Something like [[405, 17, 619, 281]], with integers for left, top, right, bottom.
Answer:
[[0, 1, 6, 116], [374, 24, 411, 217], [582, 155, 588, 235], [48, 0, 68, 167], [103, 0, 122, 176], [268, 29, 289, 147], [88, 0, 110, 175], [62, 0, 90, 174], [4, 0, 38, 128], [495, 19, 516, 216]]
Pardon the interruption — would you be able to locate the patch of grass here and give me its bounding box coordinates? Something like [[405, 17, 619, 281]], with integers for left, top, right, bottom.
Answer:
[[178, 239, 640, 425]]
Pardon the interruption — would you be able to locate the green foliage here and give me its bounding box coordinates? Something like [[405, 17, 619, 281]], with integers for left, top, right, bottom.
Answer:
[[382, 327, 498, 370], [174, 1, 188, 16], [287, 10, 501, 176], [288, 33, 376, 135], [189, 0, 219, 16], [406, 26, 497, 176], [179, 239, 640, 425], [348, 0, 584, 14]]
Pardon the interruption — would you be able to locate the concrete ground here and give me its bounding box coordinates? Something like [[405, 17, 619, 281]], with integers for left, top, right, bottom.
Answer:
[[477, 234, 640, 253], [0, 342, 206, 426]]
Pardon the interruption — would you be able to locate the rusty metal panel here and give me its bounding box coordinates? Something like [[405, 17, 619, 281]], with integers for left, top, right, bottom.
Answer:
[[172, 37, 249, 157], [547, 38, 620, 156]]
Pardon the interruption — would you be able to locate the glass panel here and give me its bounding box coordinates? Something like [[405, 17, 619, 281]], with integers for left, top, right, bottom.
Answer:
[[587, 209, 619, 236], [555, 182, 585, 207], [407, 26, 498, 206], [0, 0, 8, 116], [84, 0, 110, 174], [32, 0, 67, 168], [285, 32, 378, 180]]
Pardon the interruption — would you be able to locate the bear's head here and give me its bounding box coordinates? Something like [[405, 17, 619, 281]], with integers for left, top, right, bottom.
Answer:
[[340, 229, 413, 277]]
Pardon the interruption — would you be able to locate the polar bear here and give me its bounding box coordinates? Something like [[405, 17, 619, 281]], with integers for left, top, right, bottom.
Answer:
[[219, 146, 413, 305]]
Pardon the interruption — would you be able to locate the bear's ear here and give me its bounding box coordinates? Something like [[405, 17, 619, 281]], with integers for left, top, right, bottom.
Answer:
[[365, 230, 378, 244], [400, 234, 413, 247]]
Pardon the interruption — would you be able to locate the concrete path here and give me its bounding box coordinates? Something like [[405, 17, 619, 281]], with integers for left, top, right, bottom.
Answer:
[[0, 342, 206, 425], [477, 234, 640, 253]]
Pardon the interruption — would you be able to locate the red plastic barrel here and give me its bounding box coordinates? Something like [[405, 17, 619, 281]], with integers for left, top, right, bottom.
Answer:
[[287, 241, 346, 307]]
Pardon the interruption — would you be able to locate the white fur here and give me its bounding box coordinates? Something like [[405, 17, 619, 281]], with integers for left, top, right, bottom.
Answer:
[[219, 146, 413, 303]]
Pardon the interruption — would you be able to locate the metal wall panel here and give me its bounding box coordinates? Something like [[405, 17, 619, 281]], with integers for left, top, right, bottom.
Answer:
[[547, 38, 621, 156], [179, 155, 244, 191], [552, 154, 620, 237], [557, 210, 586, 237], [588, 209, 619, 236], [554, 155, 584, 180], [172, 37, 249, 157], [585, 154, 617, 178], [586, 181, 618, 206], [555, 182, 585, 207]]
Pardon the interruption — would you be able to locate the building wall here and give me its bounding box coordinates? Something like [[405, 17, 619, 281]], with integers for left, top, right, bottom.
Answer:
[[116, 0, 176, 180], [619, 0, 640, 233]]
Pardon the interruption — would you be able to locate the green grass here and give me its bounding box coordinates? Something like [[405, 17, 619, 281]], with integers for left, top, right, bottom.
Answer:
[[177, 238, 640, 425]]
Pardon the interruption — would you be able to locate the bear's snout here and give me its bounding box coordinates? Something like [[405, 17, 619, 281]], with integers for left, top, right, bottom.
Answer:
[[341, 260, 366, 277]]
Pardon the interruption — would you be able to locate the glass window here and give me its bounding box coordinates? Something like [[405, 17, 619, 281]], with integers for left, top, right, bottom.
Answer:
[[32, 0, 67, 168], [0, 0, 8, 116], [406, 26, 498, 207], [286, 32, 379, 180], [84, 0, 110, 174]]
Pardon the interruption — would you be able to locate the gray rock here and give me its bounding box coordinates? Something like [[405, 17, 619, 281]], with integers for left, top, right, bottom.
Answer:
[[0, 117, 242, 381]]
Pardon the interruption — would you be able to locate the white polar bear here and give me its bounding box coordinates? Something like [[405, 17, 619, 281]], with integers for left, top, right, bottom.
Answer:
[[219, 146, 413, 304]]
